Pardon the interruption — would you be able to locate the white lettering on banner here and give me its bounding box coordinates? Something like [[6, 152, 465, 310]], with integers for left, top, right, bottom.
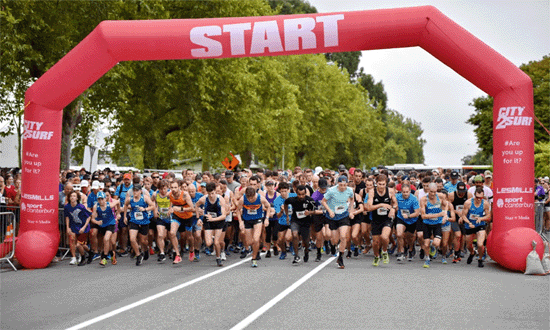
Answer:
[[496, 198, 533, 209], [496, 187, 533, 194], [495, 107, 532, 129], [22, 193, 54, 201], [250, 21, 284, 54], [23, 120, 54, 140], [190, 14, 344, 57]]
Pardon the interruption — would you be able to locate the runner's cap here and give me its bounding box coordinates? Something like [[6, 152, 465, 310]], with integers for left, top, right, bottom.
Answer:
[[450, 171, 460, 179], [338, 176, 348, 183], [457, 182, 467, 192], [133, 184, 142, 191], [123, 173, 132, 180], [91, 181, 100, 190], [81, 180, 89, 187], [225, 170, 233, 178], [318, 178, 328, 189], [97, 191, 106, 199]]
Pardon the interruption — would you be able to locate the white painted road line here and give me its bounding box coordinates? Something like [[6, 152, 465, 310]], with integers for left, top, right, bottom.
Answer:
[[229, 256, 337, 330], [65, 254, 261, 330]]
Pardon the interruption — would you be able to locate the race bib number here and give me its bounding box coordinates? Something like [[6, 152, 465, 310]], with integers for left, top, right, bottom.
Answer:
[[401, 210, 410, 216], [296, 211, 306, 219], [208, 212, 217, 218], [457, 205, 464, 211], [377, 208, 388, 216], [248, 209, 257, 215], [317, 205, 325, 212], [470, 214, 478, 221], [159, 207, 169, 218], [134, 212, 144, 220], [0, 196, 5, 204], [335, 205, 346, 214]]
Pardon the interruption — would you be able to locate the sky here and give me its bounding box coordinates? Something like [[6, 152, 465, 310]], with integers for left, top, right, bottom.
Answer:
[[308, 0, 550, 166]]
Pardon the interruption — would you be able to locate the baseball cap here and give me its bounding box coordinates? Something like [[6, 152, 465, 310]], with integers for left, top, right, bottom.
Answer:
[[225, 170, 233, 178], [318, 178, 328, 189], [457, 182, 467, 192], [314, 166, 323, 175], [338, 164, 346, 172], [123, 173, 132, 180], [132, 184, 142, 191], [97, 191, 106, 199], [114, 171, 120, 175], [432, 169, 439, 174], [349, 167, 356, 175], [200, 182, 206, 187], [474, 175, 484, 183], [484, 170, 492, 177], [337, 175, 348, 183], [91, 180, 100, 190], [81, 180, 89, 187], [450, 171, 460, 179], [265, 181, 274, 186]]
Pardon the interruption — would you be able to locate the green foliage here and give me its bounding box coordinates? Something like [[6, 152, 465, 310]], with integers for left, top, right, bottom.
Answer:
[[467, 55, 549, 171], [2, 0, 426, 172], [461, 149, 493, 166], [534, 141, 549, 177]]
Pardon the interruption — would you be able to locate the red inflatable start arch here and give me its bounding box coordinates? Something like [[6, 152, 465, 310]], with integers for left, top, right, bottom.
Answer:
[[18, 6, 543, 270]]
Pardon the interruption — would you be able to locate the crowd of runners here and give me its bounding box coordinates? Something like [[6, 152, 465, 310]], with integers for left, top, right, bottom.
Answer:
[[2, 166, 550, 269]]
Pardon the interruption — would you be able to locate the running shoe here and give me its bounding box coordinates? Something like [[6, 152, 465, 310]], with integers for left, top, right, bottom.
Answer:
[[478, 259, 484, 268], [240, 249, 248, 259], [224, 249, 231, 257], [220, 251, 227, 261], [396, 254, 405, 262], [144, 249, 149, 261], [273, 246, 279, 256], [388, 244, 396, 255], [216, 258, 223, 267], [446, 249, 454, 258], [410, 247, 416, 258], [408, 250, 414, 261], [303, 252, 309, 263], [149, 247, 155, 256], [292, 256, 301, 265], [265, 250, 272, 258], [100, 258, 107, 267], [441, 257, 447, 264], [92, 253, 101, 261], [346, 250, 352, 259], [173, 255, 182, 264], [423, 259, 430, 268], [382, 251, 390, 264], [353, 247, 359, 257], [158, 253, 166, 263], [315, 252, 322, 262], [289, 245, 295, 256], [419, 249, 425, 260], [205, 248, 213, 256], [69, 257, 77, 265], [279, 251, 287, 260], [251, 260, 258, 268], [429, 246, 437, 258], [87, 252, 94, 264], [467, 253, 475, 264], [194, 253, 200, 262], [337, 257, 345, 269], [136, 253, 143, 266], [228, 244, 235, 252], [372, 256, 380, 267], [261, 246, 267, 252], [452, 256, 461, 263], [78, 256, 87, 266], [118, 251, 129, 257], [189, 251, 195, 262], [112, 254, 117, 265]]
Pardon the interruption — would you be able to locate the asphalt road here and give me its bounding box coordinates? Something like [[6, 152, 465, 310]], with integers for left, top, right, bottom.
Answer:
[[1, 247, 549, 330]]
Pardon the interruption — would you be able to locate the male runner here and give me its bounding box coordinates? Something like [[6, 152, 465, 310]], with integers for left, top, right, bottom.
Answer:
[[123, 184, 155, 266], [195, 182, 227, 267], [284, 185, 316, 264], [395, 183, 420, 262], [419, 183, 449, 268], [168, 180, 195, 264], [461, 187, 491, 268]]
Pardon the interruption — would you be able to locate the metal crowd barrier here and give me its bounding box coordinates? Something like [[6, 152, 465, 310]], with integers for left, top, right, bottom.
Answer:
[[534, 201, 548, 242], [0, 212, 17, 271]]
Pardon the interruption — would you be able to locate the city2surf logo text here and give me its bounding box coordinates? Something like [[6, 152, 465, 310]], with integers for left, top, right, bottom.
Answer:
[[23, 120, 54, 140], [495, 107, 532, 130]]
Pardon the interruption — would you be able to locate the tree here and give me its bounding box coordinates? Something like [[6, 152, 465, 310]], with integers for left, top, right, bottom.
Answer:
[[534, 141, 549, 178], [468, 55, 549, 158], [461, 149, 493, 165], [267, 0, 317, 15]]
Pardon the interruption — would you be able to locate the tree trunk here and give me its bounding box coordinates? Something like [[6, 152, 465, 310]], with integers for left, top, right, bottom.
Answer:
[[60, 98, 83, 170]]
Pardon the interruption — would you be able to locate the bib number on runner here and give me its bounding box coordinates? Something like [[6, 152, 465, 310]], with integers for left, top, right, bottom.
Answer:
[[377, 208, 388, 216], [296, 211, 306, 219], [335, 205, 346, 214], [134, 211, 144, 220], [208, 212, 218, 218], [248, 209, 257, 215]]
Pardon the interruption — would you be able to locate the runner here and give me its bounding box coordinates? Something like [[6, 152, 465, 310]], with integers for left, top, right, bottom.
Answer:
[[195, 182, 227, 267], [395, 183, 420, 262], [167, 180, 195, 264], [366, 174, 397, 267], [264, 181, 279, 258], [283, 185, 316, 264], [236, 187, 271, 267], [64, 190, 91, 266], [188, 184, 204, 261], [419, 183, 449, 268], [153, 179, 171, 262], [90, 191, 121, 267], [311, 178, 330, 262], [114, 173, 133, 257], [273, 182, 293, 261], [461, 187, 491, 268], [448, 181, 468, 263], [360, 178, 374, 255], [123, 184, 155, 266], [321, 176, 355, 269]]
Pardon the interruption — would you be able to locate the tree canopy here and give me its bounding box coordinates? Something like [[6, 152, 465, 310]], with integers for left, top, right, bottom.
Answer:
[[1, 0, 426, 171]]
